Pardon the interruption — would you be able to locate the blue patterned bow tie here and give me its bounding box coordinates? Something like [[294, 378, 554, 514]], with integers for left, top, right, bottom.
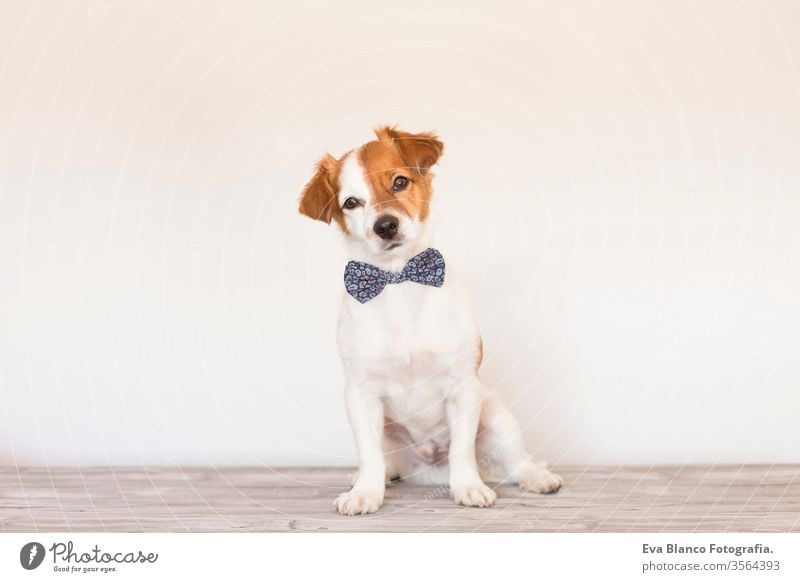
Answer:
[[344, 248, 446, 303]]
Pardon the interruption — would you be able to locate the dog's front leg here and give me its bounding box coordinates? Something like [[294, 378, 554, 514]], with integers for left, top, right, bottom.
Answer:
[[446, 378, 497, 507], [334, 386, 386, 515]]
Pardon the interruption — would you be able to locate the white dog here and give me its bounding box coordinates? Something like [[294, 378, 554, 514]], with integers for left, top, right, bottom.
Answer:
[[299, 126, 562, 515]]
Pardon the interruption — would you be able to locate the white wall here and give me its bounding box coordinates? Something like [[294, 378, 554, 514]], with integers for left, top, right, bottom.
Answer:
[[1, 0, 798, 467]]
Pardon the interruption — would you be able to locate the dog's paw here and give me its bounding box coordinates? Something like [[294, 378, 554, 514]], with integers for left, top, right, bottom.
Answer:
[[451, 482, 497, 508], [518, 465, 563, 494], [334, 489, 383, 516]]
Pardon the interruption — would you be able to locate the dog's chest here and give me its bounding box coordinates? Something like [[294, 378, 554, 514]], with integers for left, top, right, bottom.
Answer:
[[337, 278, 477, 363], [337, 278, 480, 450], [381, 351, 452, 441]]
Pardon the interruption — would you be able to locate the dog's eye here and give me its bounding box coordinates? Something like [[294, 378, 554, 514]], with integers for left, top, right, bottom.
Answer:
[[392, 176, 410, 192], [342, 197, 360, 210]]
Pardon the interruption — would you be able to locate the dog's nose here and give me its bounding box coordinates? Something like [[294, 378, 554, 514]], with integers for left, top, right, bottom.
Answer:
[[373, 215, 399, 240]]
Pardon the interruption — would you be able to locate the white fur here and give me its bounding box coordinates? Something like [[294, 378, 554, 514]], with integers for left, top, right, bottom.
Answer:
[[326, 150, 561, 516]]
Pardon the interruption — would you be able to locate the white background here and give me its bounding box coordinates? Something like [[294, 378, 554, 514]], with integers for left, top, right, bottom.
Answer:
[[0, 0, 798, 467]]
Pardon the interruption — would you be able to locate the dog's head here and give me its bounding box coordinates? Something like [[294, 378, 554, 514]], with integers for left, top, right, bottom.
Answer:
[[299, 126, 444, 265]]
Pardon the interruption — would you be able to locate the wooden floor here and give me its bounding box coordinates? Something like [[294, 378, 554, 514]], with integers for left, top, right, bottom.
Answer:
[[1, 465, 798, 532]]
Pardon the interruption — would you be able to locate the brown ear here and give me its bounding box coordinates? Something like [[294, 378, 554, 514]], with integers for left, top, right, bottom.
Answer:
[[374, 126, 444, 175], [298, 154, 339, 223]]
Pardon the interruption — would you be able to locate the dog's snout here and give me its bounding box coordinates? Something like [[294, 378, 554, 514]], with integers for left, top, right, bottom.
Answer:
[[373, 215, 399, 240]]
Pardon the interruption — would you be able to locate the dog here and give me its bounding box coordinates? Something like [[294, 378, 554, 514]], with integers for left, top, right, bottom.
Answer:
[[298, 126, 562, 515]]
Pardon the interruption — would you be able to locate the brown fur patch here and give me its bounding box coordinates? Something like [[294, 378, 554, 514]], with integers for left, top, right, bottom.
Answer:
[[298, 153, 348, 232], [357, 127, 444, 221], [373, 126, 444, 176]]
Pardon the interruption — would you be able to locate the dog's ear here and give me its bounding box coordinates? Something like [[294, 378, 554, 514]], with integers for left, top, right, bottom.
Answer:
[[374, 126, 444, 175], [298, 154, 339, 224]]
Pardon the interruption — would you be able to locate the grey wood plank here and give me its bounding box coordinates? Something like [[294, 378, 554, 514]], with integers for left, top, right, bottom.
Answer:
[[0, 465, 797, 532]]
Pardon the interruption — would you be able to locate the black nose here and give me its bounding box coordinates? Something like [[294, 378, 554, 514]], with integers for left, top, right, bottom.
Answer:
[[373, 215, 399, 240]]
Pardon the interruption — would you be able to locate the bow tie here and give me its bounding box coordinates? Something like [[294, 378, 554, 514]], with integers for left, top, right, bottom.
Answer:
[[344, 248, 446, 303]]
